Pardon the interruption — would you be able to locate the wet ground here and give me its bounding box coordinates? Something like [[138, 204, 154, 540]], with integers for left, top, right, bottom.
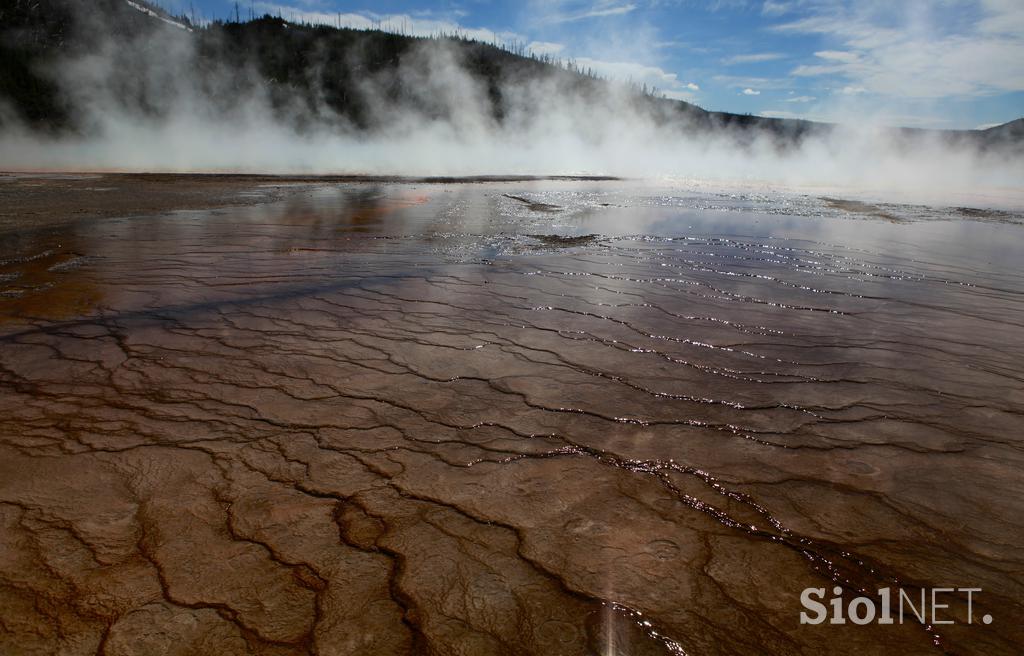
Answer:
[[0, 174, 1022, 655]]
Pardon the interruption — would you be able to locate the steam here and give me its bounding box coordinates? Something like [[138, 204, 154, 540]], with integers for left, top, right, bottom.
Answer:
[[1, 5, 1022, 204]]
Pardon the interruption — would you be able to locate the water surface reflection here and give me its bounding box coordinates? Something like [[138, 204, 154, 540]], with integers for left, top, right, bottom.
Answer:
[[0, 180, 1022, 655]]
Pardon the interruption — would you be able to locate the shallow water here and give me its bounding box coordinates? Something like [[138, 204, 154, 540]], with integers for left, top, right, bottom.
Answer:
[[1, 179, 1022, 655]]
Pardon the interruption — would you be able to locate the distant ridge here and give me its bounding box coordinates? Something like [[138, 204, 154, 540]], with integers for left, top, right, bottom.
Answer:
[[1, 0, 1021, 152], [982, 118, 1024, 138]]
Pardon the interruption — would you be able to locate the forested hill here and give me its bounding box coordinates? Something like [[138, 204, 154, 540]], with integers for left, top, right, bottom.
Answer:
[[0, 0, 1020, 153]]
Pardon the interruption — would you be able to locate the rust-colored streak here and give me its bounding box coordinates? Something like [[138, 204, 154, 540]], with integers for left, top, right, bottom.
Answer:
[[0, 175, 1022, 655]]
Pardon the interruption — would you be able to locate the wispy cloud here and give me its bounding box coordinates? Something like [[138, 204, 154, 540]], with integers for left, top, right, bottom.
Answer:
[[785, 95, 815, 102], [790, 63, 843, 76], [528, 41, 566, 56], [759, 0, 823, 17], [760, 109, 811, 119], [721, 52, 785, 65], [538, 1, 638, 25], [712, 74, 791, 90], [760, 1, 794, 16], [706, 0, 753, 10], [742, 87, 760, 95], [774, 1, 1024, 98], [575, 57, 700, 99], [813, 50, 858, 63]]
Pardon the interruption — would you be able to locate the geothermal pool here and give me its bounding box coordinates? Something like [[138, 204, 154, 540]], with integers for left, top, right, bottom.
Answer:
[[0, 175, 1022, 655]]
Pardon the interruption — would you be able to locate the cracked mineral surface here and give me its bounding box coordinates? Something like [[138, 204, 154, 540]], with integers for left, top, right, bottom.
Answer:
[[0, 174, 1022, 655]]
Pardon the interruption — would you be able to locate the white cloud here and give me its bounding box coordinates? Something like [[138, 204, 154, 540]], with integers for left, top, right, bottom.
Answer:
[[977, 0, 1024, 35], [785, 95, 815, 102], [577, 3, 637, 19], [721, 52, 785, 65], [713, 74, 792, 90], [761, 0, 796, 16], [742, 88, 760, 95], [706, 0, 753, 11], [536, 1, 638, 25], [790, 63, 844, 76], [662, 82, 700, 100], [774, 1, 1024, 98], [838, 86, 867, 95], [576, 57, 676, 85], [761, 109, 809, 119], [663, 89, 698, 101], [574, 57, 700, 100], [813, 50, 859, 63], [528, 41, 566, 56]]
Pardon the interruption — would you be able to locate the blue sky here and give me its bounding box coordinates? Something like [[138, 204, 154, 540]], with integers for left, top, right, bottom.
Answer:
[[164, 0, 1024, 129]]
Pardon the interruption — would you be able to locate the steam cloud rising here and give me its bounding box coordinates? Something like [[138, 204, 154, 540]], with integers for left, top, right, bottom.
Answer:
[[2, 3, 1022, 202]]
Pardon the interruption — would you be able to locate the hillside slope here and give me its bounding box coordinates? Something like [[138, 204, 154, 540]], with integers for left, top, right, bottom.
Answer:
[[0, 0, 1019, 155]]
